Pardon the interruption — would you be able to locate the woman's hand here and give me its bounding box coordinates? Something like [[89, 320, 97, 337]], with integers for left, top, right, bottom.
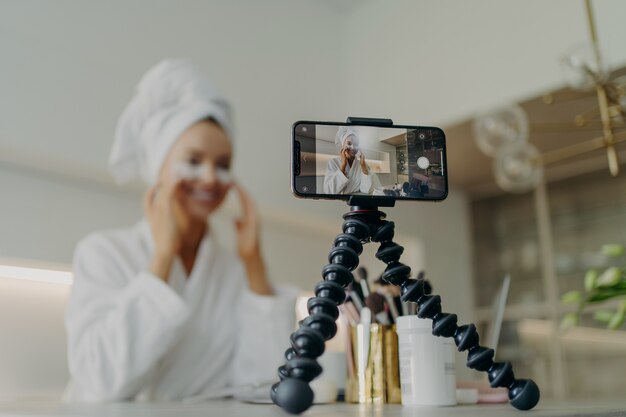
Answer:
[[358, 150, 369, 174], [144, 179, 184, 281], [339, 148, 350, 176], [233, 182, 273, 295]]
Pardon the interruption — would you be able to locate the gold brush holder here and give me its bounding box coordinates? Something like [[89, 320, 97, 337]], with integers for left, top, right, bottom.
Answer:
[[346, 324, 401, 404]]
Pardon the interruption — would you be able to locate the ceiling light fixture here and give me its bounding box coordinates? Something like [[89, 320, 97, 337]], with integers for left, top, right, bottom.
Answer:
[[473, 0, 626, 193]]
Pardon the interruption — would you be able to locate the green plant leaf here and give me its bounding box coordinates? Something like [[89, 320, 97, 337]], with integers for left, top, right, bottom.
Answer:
[[560, 312, 579, 331], [584, 269, 598, 292], [561, 290, 582, 303], [608, 310, 625, 330], [593, 309, 615, 323], [602, 244, 625, 258], [587, 291, 620, 303], [597, 267, 621, 288]]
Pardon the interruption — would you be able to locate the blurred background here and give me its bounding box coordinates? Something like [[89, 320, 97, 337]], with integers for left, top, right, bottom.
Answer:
[[1, 0, 626, 402]]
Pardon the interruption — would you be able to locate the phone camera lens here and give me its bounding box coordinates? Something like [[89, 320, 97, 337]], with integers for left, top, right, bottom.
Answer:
[[417, 156, 430, 169], [418, 132, 426, 140]]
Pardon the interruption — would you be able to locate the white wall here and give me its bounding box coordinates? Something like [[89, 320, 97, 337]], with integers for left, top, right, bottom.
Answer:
[[343, 0, 626, 126], [0, 167, 141, 263]]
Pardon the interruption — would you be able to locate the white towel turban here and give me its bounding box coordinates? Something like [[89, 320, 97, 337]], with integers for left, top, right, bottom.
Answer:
[[335, 126, 359, 149], [109, 59, 234, 185]]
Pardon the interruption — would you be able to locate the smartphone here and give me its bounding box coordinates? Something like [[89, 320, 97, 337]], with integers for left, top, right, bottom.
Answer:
[[292, 121, 448, 202]]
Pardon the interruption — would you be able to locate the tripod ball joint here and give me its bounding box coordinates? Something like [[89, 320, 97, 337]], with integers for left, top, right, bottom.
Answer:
[[271, 378, 314, 415], [509, 379, 540, 411]]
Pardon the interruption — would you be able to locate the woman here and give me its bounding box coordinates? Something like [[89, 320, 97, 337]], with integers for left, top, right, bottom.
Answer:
[[323, 127, 374, 194], [64, 59, 296, 402]]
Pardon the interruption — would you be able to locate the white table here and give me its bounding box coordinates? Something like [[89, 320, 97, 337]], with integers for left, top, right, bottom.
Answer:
[[0, 399, 625, 417]]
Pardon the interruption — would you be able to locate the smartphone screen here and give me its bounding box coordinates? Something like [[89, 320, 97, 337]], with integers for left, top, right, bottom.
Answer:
[[292, 121, 448, 201]]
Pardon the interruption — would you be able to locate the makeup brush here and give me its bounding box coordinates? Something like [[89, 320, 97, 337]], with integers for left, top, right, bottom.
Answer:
[[349, 280, 365, 309], [344, 300, 361, 323], [339, 304, 358, 326], [365, 292, 390, 325], [374, 275, 401, 297], [373, 286, 399, 322], [348, 288, 364, 311], [357, 306, 371, 400], [383, 293, 400, 323], [357, 267, 370, 298]]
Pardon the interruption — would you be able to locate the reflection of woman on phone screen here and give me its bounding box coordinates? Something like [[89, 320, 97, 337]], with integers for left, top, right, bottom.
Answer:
[[323, 127, 373, 194]]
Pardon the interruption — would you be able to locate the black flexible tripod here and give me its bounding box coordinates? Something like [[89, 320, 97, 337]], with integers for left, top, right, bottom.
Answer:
[[270, 200, 540, 414]]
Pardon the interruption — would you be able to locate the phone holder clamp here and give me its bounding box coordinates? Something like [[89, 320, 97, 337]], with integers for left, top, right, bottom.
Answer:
[[345, 116, 393, 127]]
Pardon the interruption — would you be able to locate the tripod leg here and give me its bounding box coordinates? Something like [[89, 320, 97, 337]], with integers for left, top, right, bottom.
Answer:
[[372, 220, 540, 411], [272, 208, 539, 413], [271, 217, 371, 414]]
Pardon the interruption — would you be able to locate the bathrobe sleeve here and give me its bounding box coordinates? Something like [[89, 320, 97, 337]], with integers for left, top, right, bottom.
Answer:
[[323, 158, 349, 194], [231, 261, 298, 386], [359, 169, 373, 194], [65, 234, 192, 401]]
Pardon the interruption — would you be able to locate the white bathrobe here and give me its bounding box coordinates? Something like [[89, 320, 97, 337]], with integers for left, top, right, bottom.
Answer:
[[323, 157, 373, 195], [64, 220, 297, 402]]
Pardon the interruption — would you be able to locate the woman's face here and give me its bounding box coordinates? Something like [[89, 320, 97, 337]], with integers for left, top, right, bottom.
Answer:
[[160, 120, 233, 220], [343, 135, 359, 159]]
